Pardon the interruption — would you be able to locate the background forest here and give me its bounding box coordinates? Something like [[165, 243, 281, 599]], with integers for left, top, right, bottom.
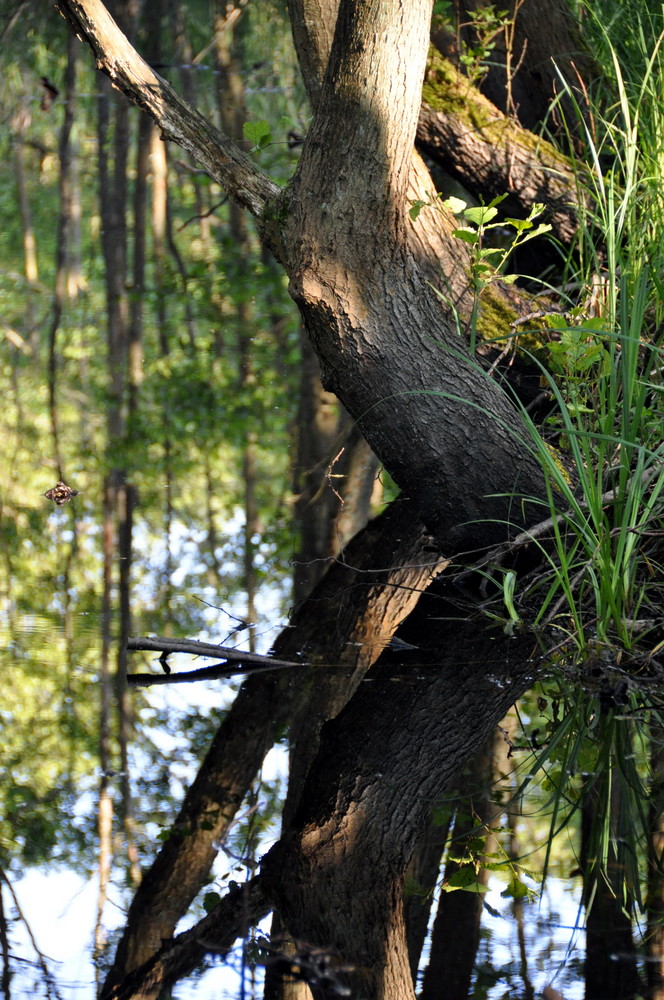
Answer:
[[1, 1, 664, 999]]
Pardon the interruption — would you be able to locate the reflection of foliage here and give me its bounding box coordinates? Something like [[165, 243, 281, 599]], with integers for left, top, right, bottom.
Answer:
[[0, 2, 301, 881]]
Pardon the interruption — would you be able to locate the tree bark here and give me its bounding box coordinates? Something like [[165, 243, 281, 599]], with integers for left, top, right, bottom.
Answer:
[[102, 499, 447, 993], [262, 615, 537, 1000], [55, 0, 549, 554]]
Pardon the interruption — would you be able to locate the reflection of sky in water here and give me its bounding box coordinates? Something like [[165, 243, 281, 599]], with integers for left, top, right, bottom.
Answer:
[[0, 608, 616, 1000], [10, 867, 588, 999]]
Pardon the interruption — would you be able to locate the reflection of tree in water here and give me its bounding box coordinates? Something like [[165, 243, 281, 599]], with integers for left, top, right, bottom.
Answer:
[[0, 0, 663, 998]]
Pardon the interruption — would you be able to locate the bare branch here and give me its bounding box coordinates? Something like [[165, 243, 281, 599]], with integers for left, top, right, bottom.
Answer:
[[108, 876, 269, 1000], [54, 0, 280, 220], [127, 635, 303, 668]]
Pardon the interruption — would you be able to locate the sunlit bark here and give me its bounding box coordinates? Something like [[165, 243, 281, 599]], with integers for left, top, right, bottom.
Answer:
[[101, 499, 446, 992]]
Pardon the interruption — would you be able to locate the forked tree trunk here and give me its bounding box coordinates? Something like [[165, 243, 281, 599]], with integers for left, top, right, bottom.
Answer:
[[54, 3, 567, 999]]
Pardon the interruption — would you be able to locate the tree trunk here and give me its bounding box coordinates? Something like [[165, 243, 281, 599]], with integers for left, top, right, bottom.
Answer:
[[582, 761, 642, 1000], [419, 728, 505, 1000], [101, 499, 447, 992], [262, 613, 536, 1000]]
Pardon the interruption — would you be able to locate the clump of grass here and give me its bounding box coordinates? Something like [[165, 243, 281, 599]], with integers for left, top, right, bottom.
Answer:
[[468, 4, 664, 928]]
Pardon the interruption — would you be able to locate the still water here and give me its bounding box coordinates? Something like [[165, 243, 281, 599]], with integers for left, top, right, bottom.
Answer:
[[1, 602, 602, 1000]]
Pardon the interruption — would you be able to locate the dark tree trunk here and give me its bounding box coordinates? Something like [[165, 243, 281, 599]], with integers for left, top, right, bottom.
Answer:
[[582, 765, 642, 1000], [419, 729, 505, 1000], [262, 609, 536, 1000]]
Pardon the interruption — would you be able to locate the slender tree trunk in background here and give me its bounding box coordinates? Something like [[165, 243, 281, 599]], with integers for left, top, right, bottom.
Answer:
[[214, 3, 259, 648], [148, 123, 176, 617], [647, 734, 664, 1000], [292, 334, 380, 604], [292, 333, 343, 604], [403, 802, 454, 985], [47, 32, 77, 480], [506, 730, 535, 1000], [420, 728, 505, 1000], [582, 761, 642, 1000], [172, 4, 212, 249], [11, 106, 39, 348]]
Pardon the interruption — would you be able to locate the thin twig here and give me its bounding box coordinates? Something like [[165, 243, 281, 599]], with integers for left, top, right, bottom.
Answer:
[[0, 869, 63, 1000]]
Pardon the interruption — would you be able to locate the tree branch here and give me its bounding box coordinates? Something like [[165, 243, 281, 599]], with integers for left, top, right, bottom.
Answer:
[[54, 0, 280, 221], [108, 876, 269, 1000]]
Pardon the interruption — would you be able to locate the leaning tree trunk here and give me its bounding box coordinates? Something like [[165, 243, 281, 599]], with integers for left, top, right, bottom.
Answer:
[[54, 3, 563, 999], [55, 0, 549, 553]]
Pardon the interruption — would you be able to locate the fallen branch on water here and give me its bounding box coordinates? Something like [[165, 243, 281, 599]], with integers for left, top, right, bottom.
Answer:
[[127, 635, 305, 687]]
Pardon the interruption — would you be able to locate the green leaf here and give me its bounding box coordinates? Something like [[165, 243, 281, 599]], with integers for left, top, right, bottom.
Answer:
[[453, 228, 480, 245], [203, 891, 222, 913], [442, 195, 467, 215], [463, 205, 499, 226], [504, 217, 532, 232], [518, 223, 553, 243], [444, 865, 484, 890], [243, 119, 272, 150], [501, 876, 531, 900], [409, 200, 426, 221]]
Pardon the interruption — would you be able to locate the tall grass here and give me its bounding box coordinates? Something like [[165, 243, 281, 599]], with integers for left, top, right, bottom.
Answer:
[[512, 8, 664, 659], [491, 3, 664, 923]]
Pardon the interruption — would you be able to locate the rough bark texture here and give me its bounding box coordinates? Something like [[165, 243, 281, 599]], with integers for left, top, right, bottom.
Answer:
[[418, 50, 585, 244], [277, 1, 548, 550], [262, 616, 537, 1000], [102, 499, 447, 994]]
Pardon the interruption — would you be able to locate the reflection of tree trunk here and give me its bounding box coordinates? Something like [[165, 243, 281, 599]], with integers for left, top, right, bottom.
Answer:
[[116, 480, 140, 886], [263, 612, 536, 1000], [420, 728, 504, 1000], [102, 498, 446, 989], [95, 478, 115, 976], [403, 801, 453, 984], [582, 755, 641, 1000], [98, 0, 137, 890], [647, 733, 664, 1000], [507, 761, 534, 1000], [47, 32, 77, 479]]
